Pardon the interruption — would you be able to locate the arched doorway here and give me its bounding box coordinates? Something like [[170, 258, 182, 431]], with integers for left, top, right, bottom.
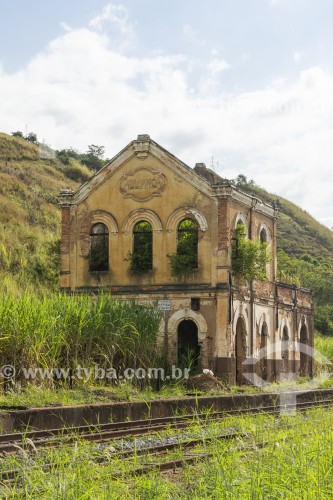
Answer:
[[281, 326, 289, 374], [177, 320, 200, 371], [235, 317, 247, 384], [300, 324, 308, 376], [259, 322, 268, 381]]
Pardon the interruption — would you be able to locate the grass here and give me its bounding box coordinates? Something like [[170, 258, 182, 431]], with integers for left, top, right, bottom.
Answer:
[[1, 406, 333, 498], [0, 291, 162, 389], [0, 383, 193, 408], [0, 133, 82, 291], [315, 335, 333, 362], [0, 330, 331, 407]]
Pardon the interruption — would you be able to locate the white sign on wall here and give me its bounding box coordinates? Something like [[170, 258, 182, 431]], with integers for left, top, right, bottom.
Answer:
[[157, 300, 171, 311]]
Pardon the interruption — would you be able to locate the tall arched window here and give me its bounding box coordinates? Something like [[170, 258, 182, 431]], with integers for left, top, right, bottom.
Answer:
[[177, 219, 199, 269], [260, 228, 267, 244], [90, 223, 109, 272], [131, 221, 153, 272]]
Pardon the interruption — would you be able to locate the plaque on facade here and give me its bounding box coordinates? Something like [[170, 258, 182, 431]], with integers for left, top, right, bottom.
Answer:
[[157, 300, 171, 311], [119, 167, 167, 202]]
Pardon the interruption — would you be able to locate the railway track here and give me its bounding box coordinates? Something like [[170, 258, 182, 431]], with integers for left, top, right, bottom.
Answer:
[[0, 397, 332, 455], [0, 430, 242, 483], [0, 396, 333, 485]]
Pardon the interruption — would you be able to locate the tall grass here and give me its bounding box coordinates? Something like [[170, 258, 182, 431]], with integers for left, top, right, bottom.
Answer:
[[0, 292, 162, 384], [314, 334, 333, 362]]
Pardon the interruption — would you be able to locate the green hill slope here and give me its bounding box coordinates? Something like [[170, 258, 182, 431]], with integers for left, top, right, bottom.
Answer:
[[236, 181, 333, 260], [0, 133, 84, 291]]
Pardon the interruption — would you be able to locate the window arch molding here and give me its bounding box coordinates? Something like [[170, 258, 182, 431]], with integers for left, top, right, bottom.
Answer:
[[297, 316, 309, 340], [258, 223, 271, 244], [166, 207, 208, 233], [234, 212, 248, 236], [232, 306, 250, 344], [257, 313, 270, 338], [122, 209, 162, 234], [279, 317, 292, 340], [80, 210, 118, 257], [167, 308, 208, 342]]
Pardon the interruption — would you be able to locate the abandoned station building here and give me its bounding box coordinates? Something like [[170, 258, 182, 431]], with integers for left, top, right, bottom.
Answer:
[[59, 135, 314, 384]]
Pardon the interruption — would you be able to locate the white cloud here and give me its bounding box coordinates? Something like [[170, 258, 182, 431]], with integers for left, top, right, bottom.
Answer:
[[207, 58, 230, 75], [1, 8, 333, 228], [89, 2, 135, 49], [90, 2, 129, 30], [60, 22, 72, 32]]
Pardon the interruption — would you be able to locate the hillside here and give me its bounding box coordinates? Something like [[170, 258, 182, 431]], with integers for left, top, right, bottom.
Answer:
[[0, 133, 83, 291], [1, 132, 333, 297], [237, 181, 333, 260]]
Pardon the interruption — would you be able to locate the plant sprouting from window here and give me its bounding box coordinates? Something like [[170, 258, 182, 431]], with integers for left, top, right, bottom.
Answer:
[[168, 218, 199, 277], [232, 223, 271, 283], [127, 221, 153, 273]]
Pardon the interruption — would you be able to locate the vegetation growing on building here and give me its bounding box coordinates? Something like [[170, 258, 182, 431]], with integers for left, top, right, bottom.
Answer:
[[126, 221, 153, 274], [232, 223, 271, 283], [168, 218, 199, 277]]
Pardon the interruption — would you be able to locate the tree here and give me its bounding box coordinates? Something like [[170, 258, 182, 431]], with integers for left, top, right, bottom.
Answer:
[[11, 131, 23, 138], [87, 145, 105, 158], [81, 145, 105, 171], [232, 223, 271, 283], [25, 132, 38, 143], [235, 174, 248, 186]]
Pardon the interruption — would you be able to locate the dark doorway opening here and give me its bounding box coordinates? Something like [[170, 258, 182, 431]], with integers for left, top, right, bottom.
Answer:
[[300, 324, 308, 376], [177, 320, 200, 371], [235, 317, 247, 384]]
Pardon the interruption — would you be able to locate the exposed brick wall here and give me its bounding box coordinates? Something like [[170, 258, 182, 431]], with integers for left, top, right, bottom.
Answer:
[[218, 198, 231, 250], [79, 213, 93, 257], [60, 206, 71, 288], [277, 285, 294, 304], [253, 280, 275, 298], [60, 207, 70, 266]]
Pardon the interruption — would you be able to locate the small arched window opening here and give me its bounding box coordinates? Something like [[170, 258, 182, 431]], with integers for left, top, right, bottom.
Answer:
[[282, 325, 289, 373], [177, 218, 199, 269], [260, 228, 267, 244], [131, 220, 153, 272], [282, 326, 289, 341], [260, 322, 268, 381], [90, 223, 109, 272]]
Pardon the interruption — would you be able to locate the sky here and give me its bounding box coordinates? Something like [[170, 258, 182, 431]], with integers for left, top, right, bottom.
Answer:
[[1, 0, 333, 228]]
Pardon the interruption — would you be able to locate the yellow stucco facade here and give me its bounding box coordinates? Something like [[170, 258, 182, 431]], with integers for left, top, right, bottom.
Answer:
[[59, 135, 314, 383]]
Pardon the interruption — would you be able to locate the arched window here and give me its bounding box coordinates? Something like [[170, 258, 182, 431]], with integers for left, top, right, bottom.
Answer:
[[260, 228, 267, 244], [236, 220, 246, 238], [131, 221, 153, 272], [177, 219, 199, 269], [90, 223, 109, 272], [282, 325, 289, 373]]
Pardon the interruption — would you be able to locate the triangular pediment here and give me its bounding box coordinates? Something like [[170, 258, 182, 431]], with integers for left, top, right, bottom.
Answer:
[[59, 135, 214, 205]]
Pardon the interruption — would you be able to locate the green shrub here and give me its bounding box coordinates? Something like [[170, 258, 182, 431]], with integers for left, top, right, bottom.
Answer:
[[232, 224, 271, 283]]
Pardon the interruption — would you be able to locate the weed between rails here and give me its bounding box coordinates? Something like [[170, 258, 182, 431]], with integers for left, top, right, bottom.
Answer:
[[1, 407, 333, 499]]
